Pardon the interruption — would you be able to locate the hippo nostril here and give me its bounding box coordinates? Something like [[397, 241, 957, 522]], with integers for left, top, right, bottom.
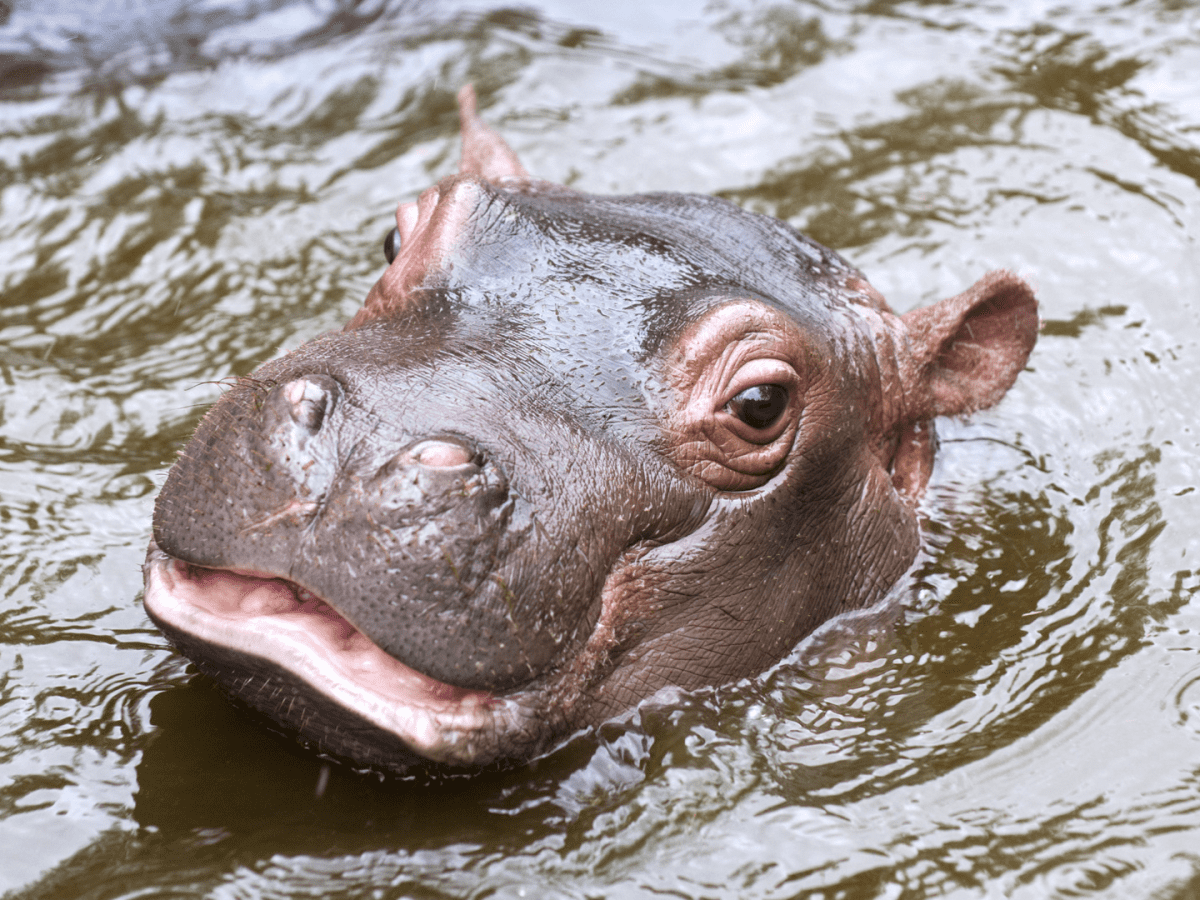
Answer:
[[410, 439, 475, 468], [282, 376, 338, 434]]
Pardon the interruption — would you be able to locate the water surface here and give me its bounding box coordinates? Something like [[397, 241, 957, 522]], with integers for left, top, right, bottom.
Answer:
[[2, 1, 1200, 897]]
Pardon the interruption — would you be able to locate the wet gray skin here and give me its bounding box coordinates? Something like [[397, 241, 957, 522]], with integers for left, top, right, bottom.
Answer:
[[142, 89, 1037, 773]]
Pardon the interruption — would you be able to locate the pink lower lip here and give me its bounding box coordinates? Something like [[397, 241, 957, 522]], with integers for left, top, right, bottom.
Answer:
[[143, 543, 556, 769], [160, 557, 487, 706]]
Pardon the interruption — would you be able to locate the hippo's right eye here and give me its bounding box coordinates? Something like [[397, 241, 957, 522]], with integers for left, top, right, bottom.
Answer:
[[383, 227, 401, 264], [726, 384, 788, 432]]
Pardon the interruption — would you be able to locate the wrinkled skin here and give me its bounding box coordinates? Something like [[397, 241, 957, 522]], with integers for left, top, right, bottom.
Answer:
[[143, 87, 1038, 774]]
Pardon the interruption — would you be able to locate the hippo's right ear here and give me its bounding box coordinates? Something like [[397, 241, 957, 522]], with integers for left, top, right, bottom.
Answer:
[[900, 270, 1039, 419]]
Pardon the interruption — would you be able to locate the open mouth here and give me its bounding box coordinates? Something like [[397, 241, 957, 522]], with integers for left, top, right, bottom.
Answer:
[[142, 541, 531, 767]]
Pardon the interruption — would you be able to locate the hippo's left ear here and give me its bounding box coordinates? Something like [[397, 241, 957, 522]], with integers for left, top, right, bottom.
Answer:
[[456, 85, 529, 181], [900, 270, 1038, 419]]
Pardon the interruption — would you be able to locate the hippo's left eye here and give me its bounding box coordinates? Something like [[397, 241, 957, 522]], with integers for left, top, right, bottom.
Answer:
[[725, 384, 788, 431], [661, 302, 808, 491], [383, 227, 401, 264]]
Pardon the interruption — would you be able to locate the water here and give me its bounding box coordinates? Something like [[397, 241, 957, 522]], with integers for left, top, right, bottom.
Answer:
[[2, 0, 1200, 897]]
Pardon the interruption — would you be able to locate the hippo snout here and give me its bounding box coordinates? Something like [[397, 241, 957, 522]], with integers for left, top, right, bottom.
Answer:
[[152, 348, 582, 694]]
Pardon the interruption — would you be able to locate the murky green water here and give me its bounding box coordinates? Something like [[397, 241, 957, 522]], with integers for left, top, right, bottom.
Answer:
[[3, 0, 1200, 897]]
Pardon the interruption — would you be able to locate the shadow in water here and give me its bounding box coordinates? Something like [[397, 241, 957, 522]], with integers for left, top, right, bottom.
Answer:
[[8, 668, 640, 898]]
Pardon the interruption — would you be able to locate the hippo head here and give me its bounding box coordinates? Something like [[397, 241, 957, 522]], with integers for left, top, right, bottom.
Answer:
[[143, 87, 1037, 774]]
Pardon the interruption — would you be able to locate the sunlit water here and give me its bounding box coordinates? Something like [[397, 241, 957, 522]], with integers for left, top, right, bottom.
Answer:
[[2, 1, 1200, 897]]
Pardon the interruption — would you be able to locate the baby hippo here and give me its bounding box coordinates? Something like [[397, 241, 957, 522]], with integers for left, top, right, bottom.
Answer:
[[143, 87, 1037, 774]]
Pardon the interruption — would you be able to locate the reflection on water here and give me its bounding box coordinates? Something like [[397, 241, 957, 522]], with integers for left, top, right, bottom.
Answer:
[[3, 0, 1200, 897]]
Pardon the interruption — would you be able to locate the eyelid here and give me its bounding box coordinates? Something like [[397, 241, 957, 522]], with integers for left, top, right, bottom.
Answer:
[[657, 298, 816, 491], [718, 358, 800, 409]]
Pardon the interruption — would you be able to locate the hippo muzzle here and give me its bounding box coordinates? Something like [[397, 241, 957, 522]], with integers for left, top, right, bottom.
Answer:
[[143, 87, 1038, 774]]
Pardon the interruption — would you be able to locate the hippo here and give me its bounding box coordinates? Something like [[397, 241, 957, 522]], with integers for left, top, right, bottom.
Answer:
[[142, 86, 1038, 775]]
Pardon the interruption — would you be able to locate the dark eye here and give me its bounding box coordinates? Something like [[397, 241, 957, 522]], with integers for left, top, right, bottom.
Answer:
[[383, 226, 401, 264], [726, 384, 788, 430]]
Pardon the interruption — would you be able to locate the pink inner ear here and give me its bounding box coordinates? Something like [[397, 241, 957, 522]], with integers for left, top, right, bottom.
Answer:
[[456, 85, 529, 181], [902, 270, 1039, 419], [938, 279, 1037, 380]]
